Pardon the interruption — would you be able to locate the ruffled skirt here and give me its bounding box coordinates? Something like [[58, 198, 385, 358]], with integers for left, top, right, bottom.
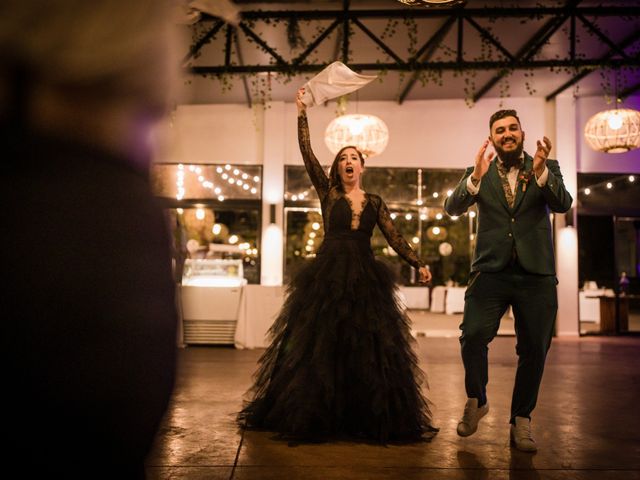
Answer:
[[238, 234, 436, 443]]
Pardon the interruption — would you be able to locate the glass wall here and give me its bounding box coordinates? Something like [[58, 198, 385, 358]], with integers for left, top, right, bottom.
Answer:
[[284, 165, 474, 286], [577, 172, 640, 334], [152, 163, 262, 284]]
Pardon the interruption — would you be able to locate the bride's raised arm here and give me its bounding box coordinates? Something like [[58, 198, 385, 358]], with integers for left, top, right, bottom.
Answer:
[[296, 88, 329, 201]]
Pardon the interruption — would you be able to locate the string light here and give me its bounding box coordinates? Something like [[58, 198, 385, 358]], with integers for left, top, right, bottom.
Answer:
[[580, 174, 638, 195], [174, 163, 261, 201], [385, 208, 476, 222], [286, 189, 312, 201], [284, 175, 489, 227], [286, 183, 457, 205]]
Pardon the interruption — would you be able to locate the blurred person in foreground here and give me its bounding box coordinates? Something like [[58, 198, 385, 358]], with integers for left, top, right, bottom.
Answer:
[[0, 1, 180, 477]]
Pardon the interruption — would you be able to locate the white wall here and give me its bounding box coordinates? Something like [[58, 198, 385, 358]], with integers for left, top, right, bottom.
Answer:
[[159, 94, 640, 172], [161, 104, 263, 165], [161, 97, 551, 169], [286, 97, 549, 169], [555, 94, 580, 337]]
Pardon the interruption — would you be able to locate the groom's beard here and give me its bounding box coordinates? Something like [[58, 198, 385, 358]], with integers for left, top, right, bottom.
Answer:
[[494, 140, 524, 169]]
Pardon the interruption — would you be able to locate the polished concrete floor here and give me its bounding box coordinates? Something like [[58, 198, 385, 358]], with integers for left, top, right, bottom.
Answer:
[[146, 334, 640, 479]]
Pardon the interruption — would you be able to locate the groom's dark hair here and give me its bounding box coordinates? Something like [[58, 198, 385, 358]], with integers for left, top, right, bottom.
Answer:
[[489, 109, 521, 131]]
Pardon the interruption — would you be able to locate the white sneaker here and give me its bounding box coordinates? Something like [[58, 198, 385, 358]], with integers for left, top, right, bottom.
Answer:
[[510, 416, 537, 452], [457, 398, 489, 437]]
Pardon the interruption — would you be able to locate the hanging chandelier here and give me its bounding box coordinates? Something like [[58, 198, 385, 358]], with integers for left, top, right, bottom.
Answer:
[[584, 108, 640, 153], [324, 114, 389, 158]]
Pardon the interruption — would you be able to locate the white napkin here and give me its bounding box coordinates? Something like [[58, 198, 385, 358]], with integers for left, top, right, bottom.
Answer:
[[301, 61, 378, 107], [175, 0, 240, 26]]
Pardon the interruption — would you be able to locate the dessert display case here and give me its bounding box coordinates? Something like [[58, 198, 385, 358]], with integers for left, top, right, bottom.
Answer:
[[180, 259, 247, 345]]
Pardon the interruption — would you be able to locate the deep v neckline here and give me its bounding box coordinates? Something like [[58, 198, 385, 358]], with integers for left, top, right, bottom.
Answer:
[[344, 192, 369, 230]]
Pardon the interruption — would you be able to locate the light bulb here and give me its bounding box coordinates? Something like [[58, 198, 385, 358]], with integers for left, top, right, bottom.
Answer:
[[349, 121, 364, 136], [607, 112, 623, 130]]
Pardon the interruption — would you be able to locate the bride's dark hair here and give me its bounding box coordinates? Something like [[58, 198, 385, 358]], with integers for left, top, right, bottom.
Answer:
[[328, 145, 365, 191]]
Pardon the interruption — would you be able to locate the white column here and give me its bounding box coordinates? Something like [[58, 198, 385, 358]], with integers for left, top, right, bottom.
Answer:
[[554, 94, 580, 336], [260, 102, 285, 285]]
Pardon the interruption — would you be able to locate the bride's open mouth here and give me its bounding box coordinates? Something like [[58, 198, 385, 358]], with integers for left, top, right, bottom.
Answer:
[[345, 166, 354, 174]]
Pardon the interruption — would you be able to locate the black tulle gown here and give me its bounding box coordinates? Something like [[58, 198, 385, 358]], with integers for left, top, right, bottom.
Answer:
[[237, 113, 437, 444]]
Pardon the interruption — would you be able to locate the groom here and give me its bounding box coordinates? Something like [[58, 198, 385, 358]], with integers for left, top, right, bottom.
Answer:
[[444, 109, 572, 452]]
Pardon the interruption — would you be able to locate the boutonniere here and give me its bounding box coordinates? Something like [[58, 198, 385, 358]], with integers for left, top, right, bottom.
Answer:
[[518, 170, 534, 192]]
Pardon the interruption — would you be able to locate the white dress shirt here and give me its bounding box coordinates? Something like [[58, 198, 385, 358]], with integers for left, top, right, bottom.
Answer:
[[466, 157, 548, 196]]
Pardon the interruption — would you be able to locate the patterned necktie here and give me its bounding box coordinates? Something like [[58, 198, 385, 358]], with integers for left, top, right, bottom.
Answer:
[[496, 161, 524, 208]]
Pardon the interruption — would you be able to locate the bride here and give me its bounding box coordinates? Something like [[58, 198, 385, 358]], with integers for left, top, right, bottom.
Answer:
[[238, 87, 438, 443]]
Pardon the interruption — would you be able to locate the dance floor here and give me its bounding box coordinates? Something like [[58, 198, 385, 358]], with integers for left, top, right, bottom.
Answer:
[[145, 333, 640, 479]]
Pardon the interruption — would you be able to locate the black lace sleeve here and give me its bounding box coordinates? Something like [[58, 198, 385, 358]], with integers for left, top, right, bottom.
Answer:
[[298, 112, 330, 201], [373, 195, 425, 269]]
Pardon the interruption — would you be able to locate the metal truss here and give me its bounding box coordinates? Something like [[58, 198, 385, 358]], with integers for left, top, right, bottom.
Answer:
[[185, 1, 640, 103]]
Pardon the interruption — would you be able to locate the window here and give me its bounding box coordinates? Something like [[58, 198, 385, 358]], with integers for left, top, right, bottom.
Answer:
[[152, 163, 262, 284], [284, 166, 473, 285]]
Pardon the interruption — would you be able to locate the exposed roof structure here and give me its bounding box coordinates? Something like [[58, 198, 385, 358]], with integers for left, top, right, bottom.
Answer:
[[181, 0, 640, 106]]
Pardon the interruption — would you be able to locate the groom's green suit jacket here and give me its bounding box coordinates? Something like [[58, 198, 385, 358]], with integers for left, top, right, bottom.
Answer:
[[444, 153, 573, 276]]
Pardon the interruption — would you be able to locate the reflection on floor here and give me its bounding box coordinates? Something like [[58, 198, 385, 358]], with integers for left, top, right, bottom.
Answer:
[[146, 336, 640, 479], [408, 310, 515, 337]]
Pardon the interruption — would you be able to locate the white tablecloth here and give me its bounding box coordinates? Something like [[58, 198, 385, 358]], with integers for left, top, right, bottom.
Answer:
[[398, 286, 430, 310], [234, 285, 284, 349], [430, 286, 446, 313], [579, 291, 601, 323], [445, 286, 466, 314]]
